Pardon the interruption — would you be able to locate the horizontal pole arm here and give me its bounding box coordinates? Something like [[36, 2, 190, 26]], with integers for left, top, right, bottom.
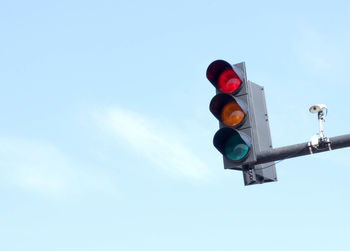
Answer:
[[256, 133, 350, 165]]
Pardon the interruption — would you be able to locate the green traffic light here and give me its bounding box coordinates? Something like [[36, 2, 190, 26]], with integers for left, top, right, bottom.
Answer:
[[224, 134, 250, 161]]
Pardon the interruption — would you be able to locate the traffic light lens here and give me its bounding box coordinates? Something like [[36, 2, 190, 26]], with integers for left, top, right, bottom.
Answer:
[[221, 102, 245, 126], [224, 134, 250, 161], [218, 69, 242, 94]]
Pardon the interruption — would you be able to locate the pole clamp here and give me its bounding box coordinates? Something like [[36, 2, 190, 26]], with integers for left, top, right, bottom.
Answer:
[[326, 138, 332, 151], [308, 142, 314, 154]]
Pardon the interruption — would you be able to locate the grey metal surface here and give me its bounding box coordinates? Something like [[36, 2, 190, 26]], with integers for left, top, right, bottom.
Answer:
[[214, 62, 258, 169], [256, 134, 350, 164], [242, 81, 277, 185]]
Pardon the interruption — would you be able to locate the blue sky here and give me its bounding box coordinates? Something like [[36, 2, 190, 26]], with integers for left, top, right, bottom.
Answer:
[[1, 0, 350, 250]]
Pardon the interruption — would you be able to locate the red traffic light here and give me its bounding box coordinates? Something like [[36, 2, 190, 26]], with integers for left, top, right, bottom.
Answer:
[[218, 69, 242, 94], [206, 60, 243, 94]]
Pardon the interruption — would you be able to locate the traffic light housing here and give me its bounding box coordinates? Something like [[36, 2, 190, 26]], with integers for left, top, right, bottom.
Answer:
[[207, 60, 277, 185]]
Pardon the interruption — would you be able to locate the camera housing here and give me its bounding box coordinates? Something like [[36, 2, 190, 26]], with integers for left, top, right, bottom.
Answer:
[[309, 104, 328, 114]]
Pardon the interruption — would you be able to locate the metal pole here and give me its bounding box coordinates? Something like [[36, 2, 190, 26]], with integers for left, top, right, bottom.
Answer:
[[318, 111, 325, 140], [256, 134, 350, 165]]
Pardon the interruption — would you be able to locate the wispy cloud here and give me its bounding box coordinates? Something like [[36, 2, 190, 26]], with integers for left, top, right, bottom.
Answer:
[[94, 106, 211, 182], [293, 25, 350, 73], [293, 27, 331, 72], [0, 137, 114, 197]]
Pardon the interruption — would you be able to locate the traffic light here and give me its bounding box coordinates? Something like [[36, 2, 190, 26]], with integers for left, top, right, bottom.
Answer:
[[206, 60, 277, 185]]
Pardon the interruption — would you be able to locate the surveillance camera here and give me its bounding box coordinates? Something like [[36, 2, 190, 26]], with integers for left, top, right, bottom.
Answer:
[[309, 104, 328, 114]]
